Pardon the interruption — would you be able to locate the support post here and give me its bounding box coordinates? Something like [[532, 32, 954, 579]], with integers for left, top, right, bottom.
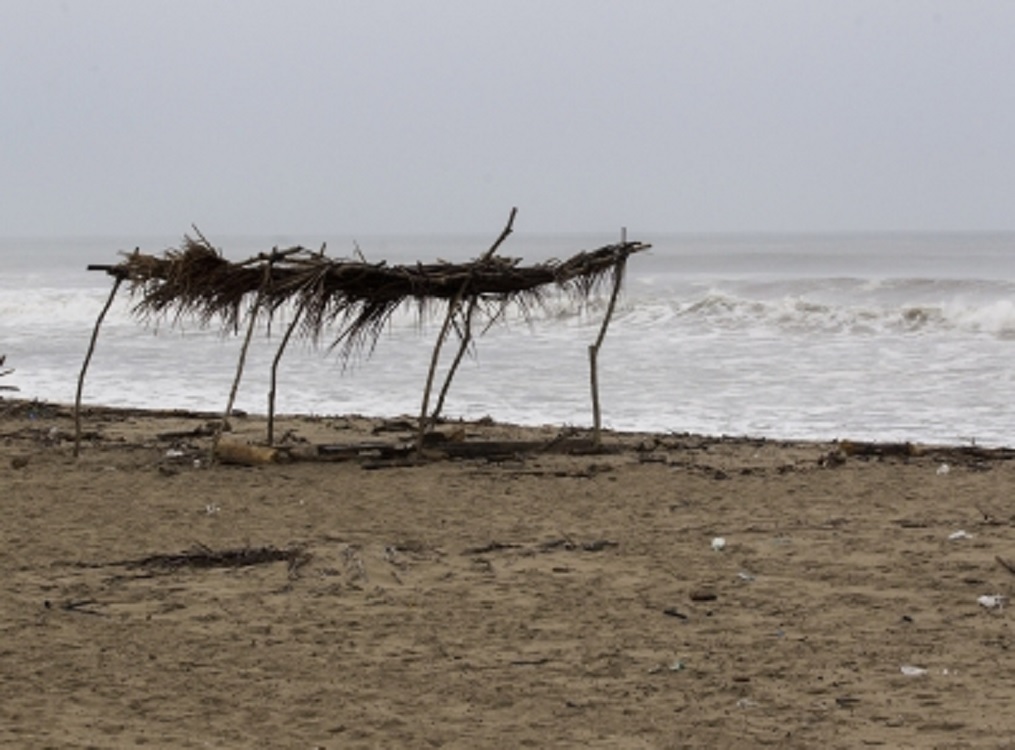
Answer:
[[588, 228, 628, 448], [416, 207, 517, 456], [431, 296, 478, 422], [267, 243, 325, 445], [211, 254, 275, 463], [74, 275, 124, 458]]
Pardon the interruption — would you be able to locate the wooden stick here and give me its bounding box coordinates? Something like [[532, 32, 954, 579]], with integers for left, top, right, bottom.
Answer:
[[267, 305, 303, 446], [430, 206, 518, 422], [267, 243, 326, 445], [211, 255, 274, 463], [431, 297, 478, 422], [74, 276, 123, 458], [479, 206, 519, 263], [588, 228, 628, 448], [416, 208, 518, 454], [416, 286, 466, 456]]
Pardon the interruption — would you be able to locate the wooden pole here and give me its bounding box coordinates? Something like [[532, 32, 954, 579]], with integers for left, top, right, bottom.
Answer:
[[211, 254, 275, 463], [588, 228, 628, 448], [416, 288, 465, 456], [267, 305, 303, 446], [74, 276, 124, 458], [431, 297, 478, 423], [416, 207, 517, 455], [267, 243, 325, 445]]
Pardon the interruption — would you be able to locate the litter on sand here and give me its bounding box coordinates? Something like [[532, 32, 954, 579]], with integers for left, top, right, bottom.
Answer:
[[977, 595, 1006, 610]]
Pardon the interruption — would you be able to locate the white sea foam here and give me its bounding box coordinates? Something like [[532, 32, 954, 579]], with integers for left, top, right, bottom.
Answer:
[[0, 287, 129, 327]]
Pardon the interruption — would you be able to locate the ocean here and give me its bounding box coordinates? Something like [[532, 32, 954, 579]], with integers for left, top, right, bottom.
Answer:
[[2, 232, 1015, 447]]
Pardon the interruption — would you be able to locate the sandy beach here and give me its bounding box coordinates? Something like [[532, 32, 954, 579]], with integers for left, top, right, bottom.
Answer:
[[2, 398, 1014, 748]]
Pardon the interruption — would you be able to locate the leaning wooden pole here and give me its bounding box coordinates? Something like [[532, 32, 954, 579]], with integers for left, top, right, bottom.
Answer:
[[431, 296, 478, 423], [588, 229, 629, 448], [416, 207, 518, 455], [211, 254, 275, 463], [267, 305, 304, 446], [267, 243, 325, 445], [416, 290, 466, 456], [74, 275, 124, 458]]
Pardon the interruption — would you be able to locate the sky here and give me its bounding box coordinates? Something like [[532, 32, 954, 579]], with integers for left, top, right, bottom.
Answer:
[[3, 0, 1014, 238]]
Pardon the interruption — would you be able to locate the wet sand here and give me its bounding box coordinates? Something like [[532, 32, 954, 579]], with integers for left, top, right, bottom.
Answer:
[[2, 399, 1014, 748]]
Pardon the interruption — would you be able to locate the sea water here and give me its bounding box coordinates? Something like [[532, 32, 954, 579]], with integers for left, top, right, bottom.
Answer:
[[2, 232, 1015, 446]]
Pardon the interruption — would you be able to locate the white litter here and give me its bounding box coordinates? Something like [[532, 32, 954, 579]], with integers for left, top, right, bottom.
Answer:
[[711, 537, 727, 551], [936, 463, 951, 476], [977, 595, 1006, 610], [947, 530, 973, 541], [900, 665, 928, 677]]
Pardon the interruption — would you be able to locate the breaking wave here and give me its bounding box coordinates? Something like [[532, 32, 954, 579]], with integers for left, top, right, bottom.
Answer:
[[618, 276, 1015, 338]]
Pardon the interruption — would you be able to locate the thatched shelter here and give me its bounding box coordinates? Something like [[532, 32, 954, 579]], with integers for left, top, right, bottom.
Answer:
[[80, 219, 649, 458]]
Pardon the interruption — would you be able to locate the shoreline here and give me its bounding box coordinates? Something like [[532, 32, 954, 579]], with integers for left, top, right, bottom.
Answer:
[[3, 395, 1015, 746], [4, 395, 1013, 461], [5, 395, 840, 469]]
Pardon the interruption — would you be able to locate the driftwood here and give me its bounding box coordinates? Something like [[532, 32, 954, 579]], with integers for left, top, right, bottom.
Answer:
[[837, 440, 1015, 465], [438, 438, 615, 459], [463, 541, 524, 555], [126, 542, 310, 578], [316, 441, 415, 462], [214, 440, 282, 466], [156, 423, 221, 441], [837, 440, 920, 458], [463, 536, 617, 556], [313, 437, 618, 465]]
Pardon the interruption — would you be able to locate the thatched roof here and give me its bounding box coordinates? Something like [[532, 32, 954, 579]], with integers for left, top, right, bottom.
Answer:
[[90, 236, 650, 356]]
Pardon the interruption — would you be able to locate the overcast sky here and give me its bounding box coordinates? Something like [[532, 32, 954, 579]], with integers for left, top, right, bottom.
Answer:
[[3, 0, 1014, 237]]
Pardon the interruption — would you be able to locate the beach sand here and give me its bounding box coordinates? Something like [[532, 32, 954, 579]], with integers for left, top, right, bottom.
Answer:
[[2, 399, 1014, 748]]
